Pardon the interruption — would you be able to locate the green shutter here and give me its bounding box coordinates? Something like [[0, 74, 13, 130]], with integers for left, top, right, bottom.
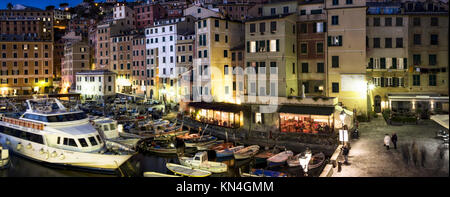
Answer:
[[338, 36, 342, 46], [247, 41, 250, 53], [327, 36, 331, 46], [381, 77, 385, 87], [276, 39, 280, 51], [403, 58, 408, 69], [267, 40, 270, 51]]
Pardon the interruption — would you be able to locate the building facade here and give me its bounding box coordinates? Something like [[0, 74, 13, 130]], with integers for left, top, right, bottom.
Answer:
[[75, 70, 116, 101]]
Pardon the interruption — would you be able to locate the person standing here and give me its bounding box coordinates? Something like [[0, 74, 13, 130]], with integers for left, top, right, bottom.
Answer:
[[342, 145, 350, 165], [384, 134, 391, 150], [391, 133, 398, 149]]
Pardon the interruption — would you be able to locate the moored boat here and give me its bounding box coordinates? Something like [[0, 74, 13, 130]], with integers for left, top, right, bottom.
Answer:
[[233, 145, 260, 160], [178, 151, 227, 173], [166, 163, 212, 177], [216, 145, 244, 158], [196, 140, 225, 151], [143, 171, 181, 177], [241, 168, 287, 177], [267, 150, 293, 167], [287, 152, 326, 169], [184, 136, 217, 148], [254, 148, 280, 164], [0, 98, 134, 173]]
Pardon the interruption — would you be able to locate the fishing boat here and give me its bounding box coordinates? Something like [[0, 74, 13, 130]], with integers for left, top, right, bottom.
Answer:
[[176, 133, 200, 140], [267, 150, 293, 167], [0, 146, 9, 169], [178, 151, 228, 173], [240, 168, 287, 177], [141, 141, 177, 154], [254, 147, 280, 164], [233, 145, 260, 160], [143, 171, 181, 177], [166, 163, 212, 177], [287, 152, 326, 168], [196, 140, 225, 151], [91, 118, 140, 150], [184, 136, 217, 148], [0, 98, 134, 173], [216, 145, 244, 158]]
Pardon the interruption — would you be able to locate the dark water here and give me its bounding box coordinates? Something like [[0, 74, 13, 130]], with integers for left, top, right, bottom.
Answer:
[[0, 148, 325, 177]]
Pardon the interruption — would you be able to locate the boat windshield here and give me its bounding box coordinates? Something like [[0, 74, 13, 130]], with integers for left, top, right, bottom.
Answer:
[[23, 112, 88, 123]]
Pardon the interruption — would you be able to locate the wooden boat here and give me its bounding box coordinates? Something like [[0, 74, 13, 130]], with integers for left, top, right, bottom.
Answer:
[[233, 145, 260, 160], [308, 152, 326, 169], [287, 152, 326, 168], [255, 148, 280, 164], [176, 133, 201, 140], [267, 150, 293, 167], [241, 169, 287, 177], [216, 145, 244, 158], [166, 163, 212, 177], [139, 140, 177, 154], [143, 171, 181, 177], [178, 151, 228, 173], [184, 136, 217, 148], [0, 146, 9, 169], [196, 140, 225, 151]]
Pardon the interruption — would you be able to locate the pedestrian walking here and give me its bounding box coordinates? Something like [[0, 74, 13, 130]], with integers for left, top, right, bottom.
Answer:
[[342, 145, 350, 165], [384, 134, 391, 150], [391, 133, 398, 149]]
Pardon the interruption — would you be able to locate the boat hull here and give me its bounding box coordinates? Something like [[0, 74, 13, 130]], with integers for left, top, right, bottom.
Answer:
[[179, 157, 227, 173], [166, 163, 211, 177], [0, 133, 134, 172]]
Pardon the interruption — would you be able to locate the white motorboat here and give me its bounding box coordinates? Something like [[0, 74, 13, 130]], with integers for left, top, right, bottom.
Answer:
[[0, 98, 134, 173], [91, 118, 140, 150]]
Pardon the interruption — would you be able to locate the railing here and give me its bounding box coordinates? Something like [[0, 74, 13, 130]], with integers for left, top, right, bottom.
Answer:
[[1, 116, 44, 130]]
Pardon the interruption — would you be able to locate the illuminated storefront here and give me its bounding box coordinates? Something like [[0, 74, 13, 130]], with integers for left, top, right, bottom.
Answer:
[[278, 105, 335, 134], [187, 102, 244, 129]]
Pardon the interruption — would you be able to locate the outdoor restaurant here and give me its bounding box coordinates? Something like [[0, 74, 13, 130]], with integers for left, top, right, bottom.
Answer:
[[187, 102, 245, 129], [278, 105, 335, 134]]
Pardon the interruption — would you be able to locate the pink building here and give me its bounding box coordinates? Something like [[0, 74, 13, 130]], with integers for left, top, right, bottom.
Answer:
[[132, 34, 148, 96]]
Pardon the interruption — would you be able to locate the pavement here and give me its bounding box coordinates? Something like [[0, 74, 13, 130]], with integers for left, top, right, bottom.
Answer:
[[332, 115, 449, 177]]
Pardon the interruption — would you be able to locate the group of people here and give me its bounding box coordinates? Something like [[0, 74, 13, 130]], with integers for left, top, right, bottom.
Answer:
[[280, 118, 332, 134], [383, 133, 398, 150]]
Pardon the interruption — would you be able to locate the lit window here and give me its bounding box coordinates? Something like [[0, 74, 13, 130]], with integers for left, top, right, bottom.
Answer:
[[255, 113, 262, 124]]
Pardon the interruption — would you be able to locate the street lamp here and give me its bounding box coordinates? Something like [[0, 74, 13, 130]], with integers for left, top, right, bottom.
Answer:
[[339, 111, 346, 128]]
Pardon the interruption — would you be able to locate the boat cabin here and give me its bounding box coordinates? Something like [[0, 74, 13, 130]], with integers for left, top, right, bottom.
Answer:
[[91, 118, 119, 139], [192, 151, 208, 165]]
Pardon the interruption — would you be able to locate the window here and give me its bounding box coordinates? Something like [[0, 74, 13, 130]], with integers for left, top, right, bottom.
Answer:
[[373, 17, 380, 26], [346, 0, 353, 4], [431, 17, 438, 26], [270, 8, 276, 15], [328, 36, 342, 46], [224, 50, 228, 58], [259, 22, 265, 33], [380, 58, 386, 69], [270, 21, 276, 32], [301, 44, 307, 54], [88, 136, 98, 146], [250, 23, 255, 33], [430, 34, 438, 45], [385, 38, 392, 48], [413, 34, 421, 45], [385, 17, 392, 26], [302, 63, 308, 73], [224, 65, 229, 75], [300, 23, 307, 33], [413, 17, 421, 26], [331, 16, 339, 25], [413, 54, 421, 65], [215, 19, 219, 27], [413, 75, 420, 86], [317, 63, 324, 73], [300, 10, 306, 15], [68, 139, 77, 147], [429, 54, 437, 65], [78, 138, 88, 147], [215, 34, 220, 42], [396, 17, 403, 26], [396, 38, 403, 48], [332, 0, 339, 5], [373, 38, 380, 48], [283, 6, 289, 14], [332, 56, 339, 68], [429, 75, 436, 86], [255, 113, 262, 124], [332, 83, 339, 93], [316, 43, 323, 53]]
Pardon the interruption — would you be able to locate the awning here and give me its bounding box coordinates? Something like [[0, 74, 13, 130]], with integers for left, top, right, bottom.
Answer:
[[278, 105, 334, 116], [188, 102, 245, 113], [431, 115, 449, 129], [335, 105, 354, 116]]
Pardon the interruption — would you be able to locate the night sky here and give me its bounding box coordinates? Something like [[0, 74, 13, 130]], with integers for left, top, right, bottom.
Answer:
[[0, 0, 139, 10]]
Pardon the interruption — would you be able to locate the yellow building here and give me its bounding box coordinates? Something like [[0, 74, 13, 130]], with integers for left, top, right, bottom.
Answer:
[[325, 0, 368, 115]]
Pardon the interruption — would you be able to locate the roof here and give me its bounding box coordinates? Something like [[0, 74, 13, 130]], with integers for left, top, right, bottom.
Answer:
[[188, 102, 247, 113], [278, 105, 334, 116]]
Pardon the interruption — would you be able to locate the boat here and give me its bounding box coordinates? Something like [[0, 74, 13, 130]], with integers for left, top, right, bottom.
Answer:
[[91, 118, 140, 150], [267, 150, 293, 167], [178, 151, 228, 173], [240, 169, 287, 177], [143, 171, 181, 177], [0, 98, 134, 173], [216, 145, 244, 158], [140, 141, 178, 154], [254, 148, 280, 164], [287, 152, 326, 168], [166, 163, 212, 177], [0, 146, 9, 169], [196, 140, 225, 151], [176, 133, 200, 140], [184, 136, 217, 148], [233, 145, 260, 160]]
